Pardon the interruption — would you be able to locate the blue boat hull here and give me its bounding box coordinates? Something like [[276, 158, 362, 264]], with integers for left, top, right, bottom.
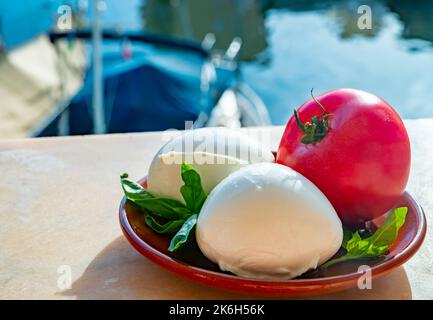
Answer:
[[37, 41, 230, 136]]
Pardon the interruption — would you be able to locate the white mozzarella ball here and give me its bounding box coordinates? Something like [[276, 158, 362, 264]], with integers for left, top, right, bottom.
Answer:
[[196, 162, 343, 279], [147, 127, 274, 203]]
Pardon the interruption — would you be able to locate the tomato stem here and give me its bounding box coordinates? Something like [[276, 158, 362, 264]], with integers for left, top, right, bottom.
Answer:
[[293, 89, 331, 144], [310, 88, 327, 113]]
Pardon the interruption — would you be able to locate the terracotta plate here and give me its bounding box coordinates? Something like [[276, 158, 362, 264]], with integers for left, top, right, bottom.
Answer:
[[119, 176, 426, 297]]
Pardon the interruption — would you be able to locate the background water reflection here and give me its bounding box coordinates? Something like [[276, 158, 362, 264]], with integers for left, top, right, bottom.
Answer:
[[102, 0, 433, 123]]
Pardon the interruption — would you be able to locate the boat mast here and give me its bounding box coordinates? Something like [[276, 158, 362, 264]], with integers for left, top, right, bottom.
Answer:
[[91, 0, 106, 134]]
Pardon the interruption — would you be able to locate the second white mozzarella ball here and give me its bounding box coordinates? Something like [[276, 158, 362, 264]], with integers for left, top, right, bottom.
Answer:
[[147, 127, 274, 204]]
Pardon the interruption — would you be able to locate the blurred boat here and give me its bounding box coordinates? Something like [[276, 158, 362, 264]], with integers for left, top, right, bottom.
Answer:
[[33, 29, 271, 137]]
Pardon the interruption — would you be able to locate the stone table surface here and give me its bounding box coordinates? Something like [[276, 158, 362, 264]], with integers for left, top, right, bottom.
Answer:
[[0, 120, 432, 300]]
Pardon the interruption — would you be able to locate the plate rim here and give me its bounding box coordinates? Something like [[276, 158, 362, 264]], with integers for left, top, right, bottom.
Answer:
[[119, 178, 427, 295]]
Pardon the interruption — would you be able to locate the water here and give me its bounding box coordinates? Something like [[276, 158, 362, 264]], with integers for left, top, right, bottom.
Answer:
[[243, 8, 433, 123], [96, 0, 433, 124]]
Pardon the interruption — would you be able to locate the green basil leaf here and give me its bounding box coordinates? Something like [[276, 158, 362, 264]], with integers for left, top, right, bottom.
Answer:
[[120, 174, 191, 220], [345, 232, 371, 255], [362, 206, 408, 257], [180, 163, 207, 213], [320, 207, 408, 269], [168, 214, 198, 252], [144, 215, 185, 234]]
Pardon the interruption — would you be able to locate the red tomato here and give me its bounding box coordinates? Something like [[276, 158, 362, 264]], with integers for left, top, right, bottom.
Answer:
[[276, 88, 410, 226]]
